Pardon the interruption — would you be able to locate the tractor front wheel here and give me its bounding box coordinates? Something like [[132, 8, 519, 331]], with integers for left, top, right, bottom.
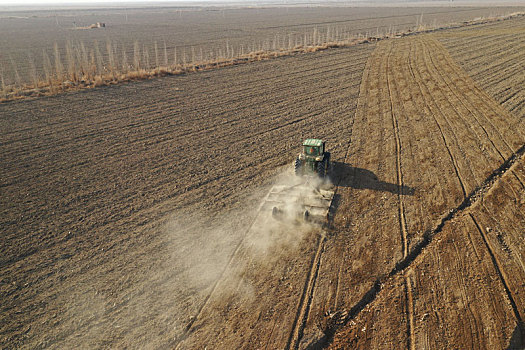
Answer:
[[294, 158, 303, 176], [317, 159, 326, 178]]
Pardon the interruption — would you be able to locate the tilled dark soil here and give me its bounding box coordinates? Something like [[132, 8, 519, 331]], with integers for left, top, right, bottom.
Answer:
[[0, 43, 372, 348]]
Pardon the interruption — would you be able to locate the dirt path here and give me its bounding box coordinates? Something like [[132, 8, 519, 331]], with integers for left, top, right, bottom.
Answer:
[[326, 31, 525, 349]]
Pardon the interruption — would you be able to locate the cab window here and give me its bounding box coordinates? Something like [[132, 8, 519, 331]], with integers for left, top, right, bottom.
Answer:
[[305, 146, 318, 156]]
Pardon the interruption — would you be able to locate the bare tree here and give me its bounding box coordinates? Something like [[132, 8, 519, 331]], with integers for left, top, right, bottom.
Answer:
[[122, 48, 128, 73], [106, 39, 116, 78], [133, 41, 140, 70], [9, 55, 22, 89], [42, 49, 53, 90], [80, 42, 89, 78], [163, 41, 168, 67], [65, 40, 77, 82], [94, 40, 103, 75], [53, 42, 63, 82], [27, 51, 39, 88], [0, 63, 7, 98], [154, 41, 159, 69]]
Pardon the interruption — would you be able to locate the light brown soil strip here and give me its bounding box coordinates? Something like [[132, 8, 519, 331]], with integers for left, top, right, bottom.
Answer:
[[318, 32, 525, 347], [385, 42, 415, 350], [468, 213, 523, 330], [323, 141, 525, 347]]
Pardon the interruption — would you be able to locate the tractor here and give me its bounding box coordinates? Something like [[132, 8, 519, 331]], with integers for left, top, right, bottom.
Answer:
[[294, 139, 331, 178], [268, 139, 334, 224]]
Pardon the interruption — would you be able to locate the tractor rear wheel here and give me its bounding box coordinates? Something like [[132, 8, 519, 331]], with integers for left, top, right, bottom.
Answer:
[[303, 210, 310, 222], [294, 158, 303, 176], [325, 152, 331, 175], [317, 159, 326, 178]]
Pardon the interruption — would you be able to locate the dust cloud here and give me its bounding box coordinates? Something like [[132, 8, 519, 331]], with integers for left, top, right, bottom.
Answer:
[[164, 168, 333, 337], [56, 169, 332, 348]]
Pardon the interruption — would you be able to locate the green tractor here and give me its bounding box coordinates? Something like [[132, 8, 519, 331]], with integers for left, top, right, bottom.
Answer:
[[294, 139, 331, 178]]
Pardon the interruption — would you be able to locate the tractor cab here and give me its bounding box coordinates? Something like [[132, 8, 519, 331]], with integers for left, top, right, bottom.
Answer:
[[295, 138, 330, 177], [302, 139, 325, 160]]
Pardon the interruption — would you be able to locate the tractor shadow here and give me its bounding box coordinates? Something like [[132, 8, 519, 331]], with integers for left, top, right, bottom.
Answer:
[[330, 161, 416, 195], [506, 324, 524, 350], [326, 162, 416, 228]]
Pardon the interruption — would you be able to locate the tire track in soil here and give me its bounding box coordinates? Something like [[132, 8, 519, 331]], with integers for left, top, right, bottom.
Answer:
[[385, 42, 414, 349], [285, 236, 325, 350], [404, 271, 415, 350], [385, 43, 409, 258], [328, 140, 525, 345], [469, 214, 524, 339], [406, 41, 468, 199], [258, 235, 322, 348]]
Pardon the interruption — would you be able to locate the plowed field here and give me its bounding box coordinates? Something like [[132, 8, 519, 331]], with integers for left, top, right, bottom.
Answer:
[[0, 43, 372, 348], [1, 13, 525, 350], [440, 17, 525, 119]]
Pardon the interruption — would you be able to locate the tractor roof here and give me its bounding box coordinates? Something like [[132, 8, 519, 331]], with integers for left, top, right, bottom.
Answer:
[[303, 138, 323, 147]]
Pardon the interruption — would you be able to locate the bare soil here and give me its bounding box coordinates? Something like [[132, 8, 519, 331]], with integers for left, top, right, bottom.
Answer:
[[0, 43, 372, 348], [327, 18, 525, 349], [1, 13, 525, 350], [438, 17, 525, 118]]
